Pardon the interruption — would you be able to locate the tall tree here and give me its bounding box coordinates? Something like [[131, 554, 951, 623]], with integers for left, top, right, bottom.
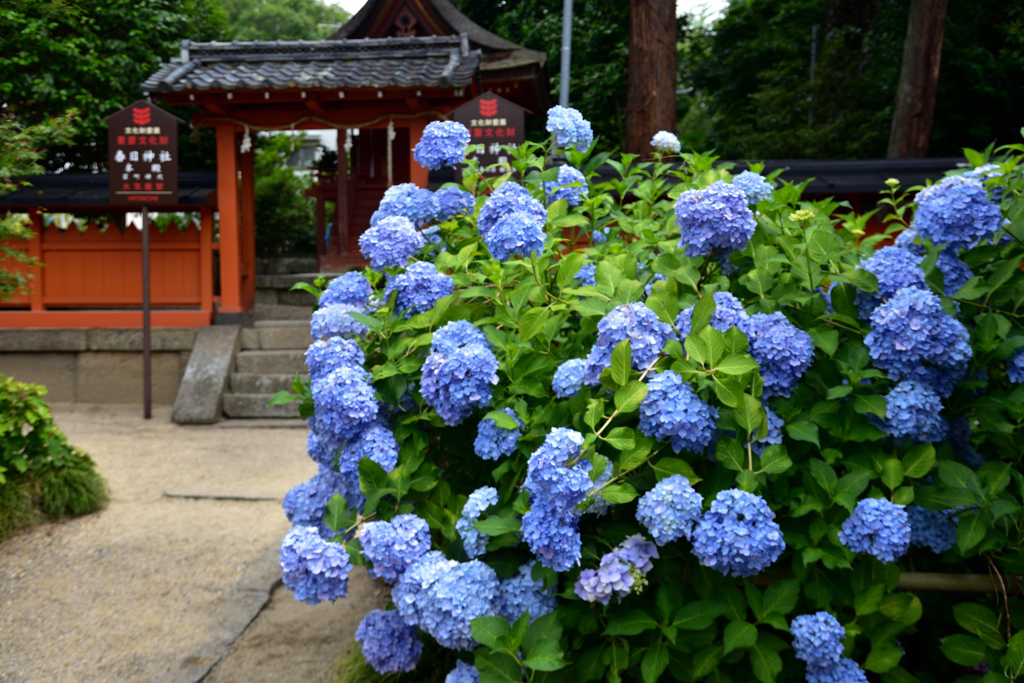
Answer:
[[623, 0, 677, 155], [887, 0, 950, 157], [221, 0, 350, 41]]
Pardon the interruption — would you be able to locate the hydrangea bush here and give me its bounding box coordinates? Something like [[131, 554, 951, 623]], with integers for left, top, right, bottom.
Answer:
[[274, 119, 1024, 683]]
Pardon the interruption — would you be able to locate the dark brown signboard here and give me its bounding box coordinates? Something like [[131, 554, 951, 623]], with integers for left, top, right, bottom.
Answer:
[[106, 100, 181, 206], [451, 92, 527, 175]]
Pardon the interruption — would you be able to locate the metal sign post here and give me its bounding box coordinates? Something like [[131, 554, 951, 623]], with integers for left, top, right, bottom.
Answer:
[[141, 206, 151, 418]]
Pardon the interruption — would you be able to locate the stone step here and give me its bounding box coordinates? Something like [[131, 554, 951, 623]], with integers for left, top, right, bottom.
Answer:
[[254, 302, 313, 321], [240, 324, 311, 350], [256, 256, 318, 275], [255, 320, 310, 328], [223, 393, 301, 419], [255, 273, 340, 290], [230, 373, 307, 394], [235, 349, 307, 374]]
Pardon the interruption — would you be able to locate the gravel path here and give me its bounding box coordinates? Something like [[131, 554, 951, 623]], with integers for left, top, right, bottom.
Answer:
[[0, 404, 383, 683]]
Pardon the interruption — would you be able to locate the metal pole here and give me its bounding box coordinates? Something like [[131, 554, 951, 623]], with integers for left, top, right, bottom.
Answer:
[[559, 0, 573, 107], [808, 22, 819, 127], [142, 206, 152, 419]]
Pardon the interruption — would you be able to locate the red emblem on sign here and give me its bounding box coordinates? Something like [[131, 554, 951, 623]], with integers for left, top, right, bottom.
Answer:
[[132, 107, 152, 125], [478, 99, 498, 117]]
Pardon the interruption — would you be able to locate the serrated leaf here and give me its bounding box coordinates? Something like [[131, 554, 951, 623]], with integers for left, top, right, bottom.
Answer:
[[957, 511, 987, 552], [673, 600, 728, 630], [475, 649, 522, 683], [953, 603, 1004, 649], [864, 645, 903, 673], [881, 459, 904, 491], [519, 307, 550, 342], [786, 421, 820, 447], [641, 637, 669, 683], [324, 494, 352, 532], [522, 639, 570, 671], [605, 426, 636, 451], [807, 327, 839, 356], [472, 615, 512, 650], [475, 516, 522, 536], [724, 621, 758, 654], [557, 251, 586, 290], [716, 437, 746, 471], [853, 394, 887, 419], [584, 399, 605, 429], [690, 294, 716, 337], [940, 634, 987, 666], [809, 459, 838, 496], [619, 436, 654, 473], [735, 394, 765, 434], [348, 310, 383, 332], [759, 445, 792, 474], [715, 354, 761, 376], [614, 381, 648, 413], [651, 457, 701, 483], [269, 390, 300, 406], [484, 410, 521, 431], [750, 641, 783, 683], [762, 580, 800, 618], [902, 444, 936, 478], [605, 609, 658, 636], [602, 483, 639, 504]]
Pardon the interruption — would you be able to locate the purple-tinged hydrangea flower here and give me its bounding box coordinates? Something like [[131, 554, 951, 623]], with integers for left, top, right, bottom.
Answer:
[[355, 609, 423, 674], [311, 365, 377, 448], [478, 182, 545, 238], [691, 489, 785, 577], [384, 261, 454, 317], [485, 209, 547, 261], [854, 246, 926, 318], [418, 560, 500, 650], [393, 551, 458, 626], [456, 486, 499, 559], [636, 474, 703, 545], [495, 562, 557, 624], [907, 505, 957, 554], [282, 470, 348, 540], [675, 291, 749, 337], [337, 423, 399, 509], [319, 271, 373, 308], [421, 321, 499, 426], [732, 171, 773, 204], [805, 658, 869, 683], [280, 525, 352, 605], [751, 405, 784, 455], [305, 429, 336, 468], [839, 498, 910, 563], [576, 263, 597, 287], [738, 312, 814, 398], [546, 105, 594, 152], [639, 371, 718, 453], [574, 534, 659, 605], [522, 428, 591, 571], [650, 130, 681, 155], [359, 215, 425, 270], [865, 287, 972, 382], [435, 187, 475, 222], [414, 120, 471, 170], [1008, 348, 1024, 383], [310, 303, 369, 340], [553, 358, 587, 398], [583, 302, 675, 386], [791, 612, 846, 666], [361, 514, 432, 584], [880, 380, 947, 443], [911, 175, 1002, 251], [474, 408, 524, 460], [446, 660, 481, 683], [545, 165, 588, 206], [371, 183, 440, 227], [305, 336, 365, 381], [675, 181, 757, 257]]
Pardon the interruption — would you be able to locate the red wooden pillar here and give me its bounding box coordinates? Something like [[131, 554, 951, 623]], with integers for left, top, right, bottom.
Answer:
[[199, 207, 214, 318], [28, 211, 44, 311], [216, 123, 243, 314], [239, 145, 256, 310], [408, 118, 428, 188]]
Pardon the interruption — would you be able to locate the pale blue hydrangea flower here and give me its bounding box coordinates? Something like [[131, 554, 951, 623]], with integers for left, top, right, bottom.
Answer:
[[638, 370, 719, 454], [361, 514, 432, 584], [738, 312, 814, 398], [478, 182, 545, 238], [393, 551, 458, 627], [591, 226, 611, 243], [574, 534, 659, 605], [963, 163, 1002, 181], [911, 175, 1003, 251], [355, 609, 423, 674], [805, 658, 869, 683], [474, 407, 524, 460], [418, 560, 500, 650], [337, 423, 399, 509], [791, 612, 845, 666], [545, 165, 588, 206], [675, 291, 750, 337], [675, 180, 757, 257], [576, 263, 597, 287], [431, 319, 489, 354], [546, 105, 594, 152], [552, 358, 587, 398], [751, 405, 784, 455], [311, 365, 378, 447], [650, 130, 681, 155], [1008, 348, 1024, 383], [384, 261, 454, 317], [636, 474, 703, 545], [446, 660, 481, 683], [583, 302, 675, 386], [732, 170, 773, 204], [310, 303, 369, 339], [305, 337, 365, 381], [359, 215, 425, 270], [907, 505, 957, 554], [319, 271, 372, 308], [495, 562, 557, 624], [485, 209, 546, 261], [854, 246, 926, 318], [456, 486, 499, 559], [421, 321, 499, 426], [691, 489, 785, 577], [282, 470, 348, 540], [414, 120, 471, 170], [279, 525, 352, 605], [880, 380, 947, 443], [435, 187, 475, 222], [839, 498, 910, 563], [371, 183, 440, 227]]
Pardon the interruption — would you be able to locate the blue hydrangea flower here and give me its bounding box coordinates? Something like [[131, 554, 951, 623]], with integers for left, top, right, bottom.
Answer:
[[282, 470, 348, 540], [456, 486, 499, 559], [421, 321, 499, 426], [311, 365, 378, 447], [751, 405, 784, 455], [337, 423, 399, 509], [279, 525, 352, 605], [393, 550, 458, 627], [738, 312, 814, 398], [907, 505, 957, 554], [732, 171, 773, 204], [1008, 348, 1024, 383], [418, 560, 500, 650], [545, 165, 588, 207], [880, 380, 948, 443], [384, 261, 454, 317], [964, 163, 1003, 181], [574, 535, 659, 605], [839, 498, 911, 563], [791, 612, 845, 666], [911, 175, 1003, 251], [414, 120, 471, 170], [361, 514, 432, 584], [311, 303, 369, 340], [805, 658, 869, 683], [359, 215, 425, 270], [435, 187, 475, 222], [576, 263, 597, 287], [495, 563, 557, 624], [371, 183, 440, 227], [591, 226, 611, 243], [305, 336, 365, 381], [644, 273, 668, 298], [936, 249, 975, 296], [638, 371, 719, 453], [650, 130, 681, 155], [675, 291, 749, 337], [552, 358, 587, 398], [691, 489, 785, 577], [446, 660, 481, 683], [474, 408, 524, 460], [320, 272, 373, 308], [485, 209, 546, 261], [478, 182, 546, 238], [546, 105, 593, 152], [305, 429, 336, 468], [522, 428, 591, 571], [855, 246, 926, 318], [636, 474, 703, 545], [584, 459, 613, 517], [675, 181, 757, 257], [584, 302, 675, 386], [355, 609, 423, 674], [865, 287, 972, 382]]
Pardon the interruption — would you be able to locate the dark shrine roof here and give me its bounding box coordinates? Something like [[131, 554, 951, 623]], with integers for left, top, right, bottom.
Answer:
[[0, 173, 218, 209], [141, 35, 481, 93]]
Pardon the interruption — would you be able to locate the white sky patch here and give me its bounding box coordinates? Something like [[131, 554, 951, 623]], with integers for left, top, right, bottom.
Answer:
[[323, 0, 729, 22]]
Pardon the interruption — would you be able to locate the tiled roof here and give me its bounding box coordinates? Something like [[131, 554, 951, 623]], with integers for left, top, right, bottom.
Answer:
[[141, 35, 480, 93]]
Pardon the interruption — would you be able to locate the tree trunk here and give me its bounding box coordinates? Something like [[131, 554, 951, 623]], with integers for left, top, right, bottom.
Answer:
[[887, 0, 949, 158], [624, 0, 677, 156]]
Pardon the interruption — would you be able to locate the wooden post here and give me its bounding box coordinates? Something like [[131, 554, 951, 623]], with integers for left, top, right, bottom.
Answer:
[[408, 119, 429, 188], [28, 211, 44, 311], [199, 207, 214, 318], [215, 123, 243, 314], [624, 0, 677, 156], [239, 145, 256, 310], [336, 129, 349, 256], [142, 205, 152, 419]]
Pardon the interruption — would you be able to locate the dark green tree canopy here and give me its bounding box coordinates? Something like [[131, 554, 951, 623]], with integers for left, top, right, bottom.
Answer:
[[221, 0, 350, 41]]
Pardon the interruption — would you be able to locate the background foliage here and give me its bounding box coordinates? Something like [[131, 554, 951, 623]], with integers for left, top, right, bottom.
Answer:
[[252, 133, 317, 254]]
